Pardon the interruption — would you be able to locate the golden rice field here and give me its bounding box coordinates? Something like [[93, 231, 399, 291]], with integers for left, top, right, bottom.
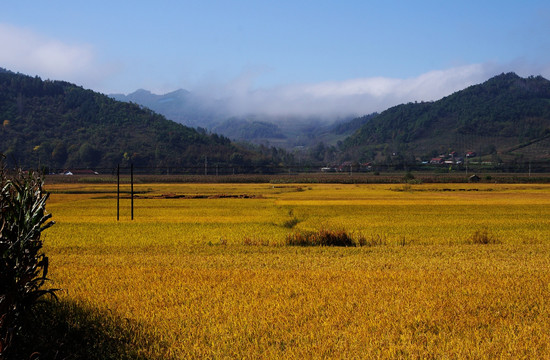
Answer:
[[41, 182, 550, 359]]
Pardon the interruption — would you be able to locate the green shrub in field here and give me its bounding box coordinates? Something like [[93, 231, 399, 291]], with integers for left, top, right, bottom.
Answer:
[[0, 165, 57, 359], [403, 171, 415, 182]]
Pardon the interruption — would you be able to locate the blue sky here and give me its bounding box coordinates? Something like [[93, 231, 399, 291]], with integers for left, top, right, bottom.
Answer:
[[1, 1, 549, 117]]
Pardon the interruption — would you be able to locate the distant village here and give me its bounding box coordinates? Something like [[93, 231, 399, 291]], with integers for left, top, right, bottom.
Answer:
[[321, 151, 478, 173], [427, 151, 476, 165]]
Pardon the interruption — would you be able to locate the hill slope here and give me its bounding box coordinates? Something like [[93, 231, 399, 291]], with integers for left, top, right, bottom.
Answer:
[[344, 73, 550, 161], [0, 69, 253, 170]]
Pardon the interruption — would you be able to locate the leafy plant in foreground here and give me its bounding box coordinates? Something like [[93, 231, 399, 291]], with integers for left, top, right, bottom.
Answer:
[[0, 163, 57, 359]]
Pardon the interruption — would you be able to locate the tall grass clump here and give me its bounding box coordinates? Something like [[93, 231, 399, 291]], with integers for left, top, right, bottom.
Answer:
[[468, 228, 501, 244], [286, 229, 356, 247], [0, 163, 57, 359], [356, 234, 388, 247]]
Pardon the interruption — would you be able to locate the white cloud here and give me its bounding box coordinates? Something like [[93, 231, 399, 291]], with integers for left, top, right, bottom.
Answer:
[[2, 23, 547, 121], [0, 23, 115, 89], [211, 62, 530, 119]]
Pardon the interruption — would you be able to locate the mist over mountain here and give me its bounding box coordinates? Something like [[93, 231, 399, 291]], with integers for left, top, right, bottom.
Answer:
[[111, 88, 359, 148], [110, 64, 510, 149]]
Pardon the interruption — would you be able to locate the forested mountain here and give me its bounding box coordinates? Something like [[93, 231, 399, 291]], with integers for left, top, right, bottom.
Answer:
[[344, 73, 550, 162], [0, 68, 285, 171]]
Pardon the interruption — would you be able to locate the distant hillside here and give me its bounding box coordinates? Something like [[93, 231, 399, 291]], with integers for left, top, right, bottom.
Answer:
[[0, 69, 271, 170], [213, 118, 286, 142], [110, 89, 227, 128], [344, 73, 550, 161], [330, 112, 378, 135]]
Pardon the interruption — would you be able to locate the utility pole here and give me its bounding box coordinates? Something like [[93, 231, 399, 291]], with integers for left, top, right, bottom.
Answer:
[[204, 156, 208, 175], [131, 163, 134, 220], [116, 164, 134, 221], [117, 164, 120, 221]]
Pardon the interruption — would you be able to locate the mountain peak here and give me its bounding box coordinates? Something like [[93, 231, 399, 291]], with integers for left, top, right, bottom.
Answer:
[[166, 89, 190, 97], [473, 72, 550, 96], [491, 72, 520, 80], [131, 88, 153, 96]]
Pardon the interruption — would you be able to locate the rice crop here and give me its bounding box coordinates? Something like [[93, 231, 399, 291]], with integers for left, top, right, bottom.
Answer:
[[35, 182, 550, 358]]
